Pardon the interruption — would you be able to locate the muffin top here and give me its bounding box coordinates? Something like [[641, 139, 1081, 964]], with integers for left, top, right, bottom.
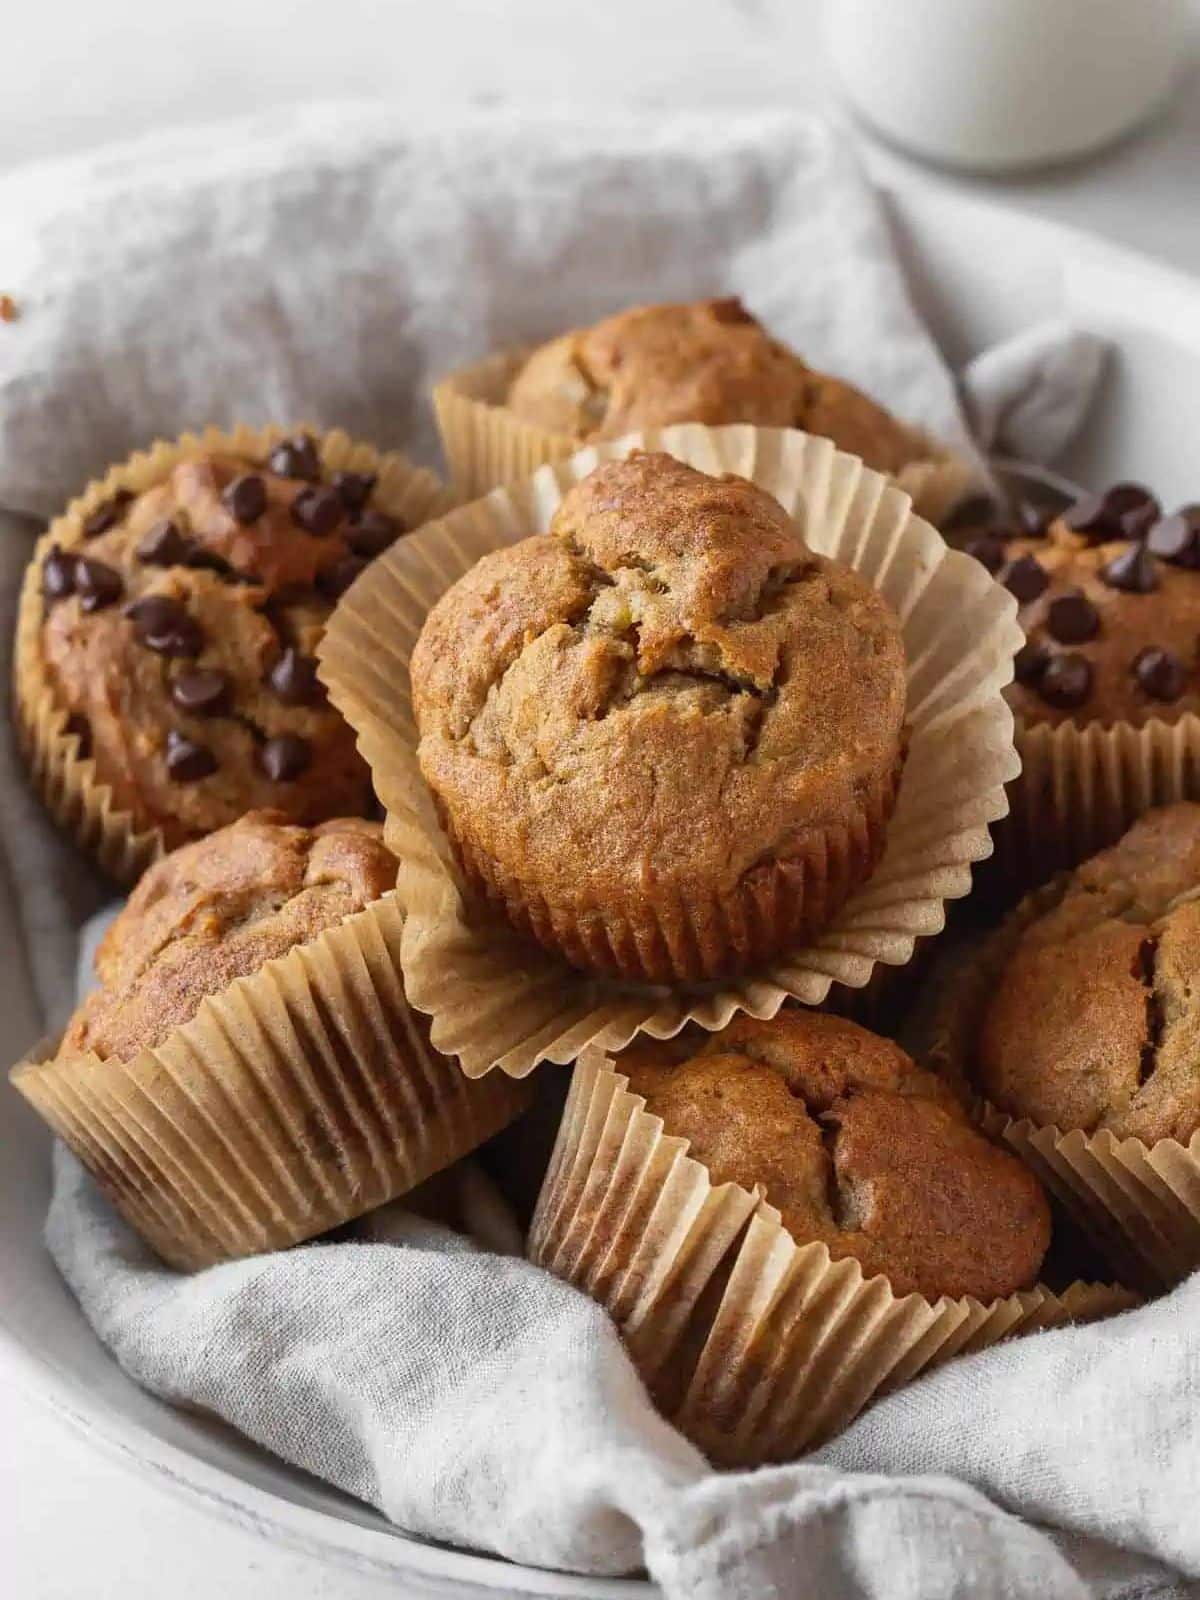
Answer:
[[61, 811, 397, 1061], [37, 434, 407, 848], [621, 1009, 1050, 1301], [411, 451, 906, 910], [505, 299, 928, 478], [970, 482, 1200, 728], [978, 803, 1200, 1144]]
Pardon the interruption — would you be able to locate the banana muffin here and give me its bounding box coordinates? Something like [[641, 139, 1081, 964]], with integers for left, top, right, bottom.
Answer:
[[61, 810, 398, 1060], [30, 432, 411, 853], [976, 804, 1200, 1144], [620, 1009, 1051, 1300], [409, 450, 908, 983], [505, 298, 932, 480], [975, 481, 1200, 726]]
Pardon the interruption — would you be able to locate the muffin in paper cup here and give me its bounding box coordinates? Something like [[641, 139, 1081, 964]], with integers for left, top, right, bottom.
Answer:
[[12, 885, 531, 1271], [319, 423, 1021, 1079], [14, 423, 455, 884], [929, 873, 1200, 1293], [528, 1051, 1134, 1465], [434, 348, 975, 528]]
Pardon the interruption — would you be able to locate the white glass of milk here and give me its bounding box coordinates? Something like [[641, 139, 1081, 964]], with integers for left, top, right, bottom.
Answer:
[[826, 0, 1189, 173]]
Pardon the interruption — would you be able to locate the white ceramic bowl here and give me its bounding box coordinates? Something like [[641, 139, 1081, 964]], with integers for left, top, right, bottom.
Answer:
[[5, 183, 1200, 1597]]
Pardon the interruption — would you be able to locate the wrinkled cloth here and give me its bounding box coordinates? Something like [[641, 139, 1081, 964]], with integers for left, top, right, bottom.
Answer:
[[4, 105, 1179, 1600]]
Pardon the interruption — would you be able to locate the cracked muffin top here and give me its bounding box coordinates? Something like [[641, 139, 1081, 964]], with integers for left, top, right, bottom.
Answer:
[[61, 811, 397, 1061], [978, 804, 1200, 1144], [620, 1010, 1050, 1301], [36, 434, 408, 848], [978, 487, 1200, 728], [505, 298, 930, 479], [410, 452, 907, 933]]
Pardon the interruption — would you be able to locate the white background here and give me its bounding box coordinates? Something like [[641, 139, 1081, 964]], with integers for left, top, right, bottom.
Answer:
[[3, 2, 1200, 1596]]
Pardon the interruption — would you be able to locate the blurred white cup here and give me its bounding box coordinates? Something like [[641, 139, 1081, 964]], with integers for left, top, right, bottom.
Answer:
[[826, 0, 1188, 173]]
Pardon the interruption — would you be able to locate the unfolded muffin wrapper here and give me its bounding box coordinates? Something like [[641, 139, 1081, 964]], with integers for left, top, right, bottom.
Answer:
[[11, 891, 531, 1270], [13, 422, 456, 885], [432, 349, 977, 527], [991, 714, 1200, 896], [319, 422, 1022, 1078], [929, 881, 1200, 1292], [528, 1052, 1135, 1465]]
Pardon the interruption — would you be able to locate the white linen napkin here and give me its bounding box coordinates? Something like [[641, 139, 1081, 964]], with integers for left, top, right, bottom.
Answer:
[[4, 105, 1172, 1600]]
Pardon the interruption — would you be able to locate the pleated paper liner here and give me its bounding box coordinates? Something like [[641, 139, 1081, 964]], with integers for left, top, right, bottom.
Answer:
[[927, 881, 1200, 1292], [989, 714, 1200, 899], [319, 422, 1022, 1079], [14, 423, 456, 885], [433, 348, 977, 526], [11, 890, 531, 1271], [528, 1053, 1135, 1465]]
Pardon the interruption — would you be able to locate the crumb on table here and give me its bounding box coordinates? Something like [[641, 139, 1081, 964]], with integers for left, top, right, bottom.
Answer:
[[0, 294, 18, 323]]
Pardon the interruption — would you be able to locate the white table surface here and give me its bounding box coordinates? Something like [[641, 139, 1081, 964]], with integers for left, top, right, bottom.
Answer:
[[4, 3, 1200, 1595]]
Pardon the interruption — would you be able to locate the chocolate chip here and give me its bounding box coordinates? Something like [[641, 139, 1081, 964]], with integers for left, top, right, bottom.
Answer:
[[1014, 640, 1050, 686], [64, 712, 91, 759], [1016, 500, 1053, 538], [73, 557, 124, 612], [223, 473, 268, 524], [1002, 554, 1049, 604], [290, 485, 344, 537], [258, 733, 311, 782], [1133, 646, 1188, 703], [1046, 588, 1099, 644], [709, 296, 754, 324], [82, 489, 133, 540], [267, 647, 325, 706], [347, 510, 403, 558], [331, 471, 377, 515], [125, 595, 204, 657], [1104, 483, 1160, 540], [317, 555, 368, 599], [1147, 508, 1200, 567], [1039, 652, 1092, 710], [170, 667, 229, 715], [165, 729, 218, 781], [42, 545, 76, 601], [267, 434, 321, 483], [1062, 493, 1121, 541], [1102, 542, 1159, 593], [137, 518, 193, 566]]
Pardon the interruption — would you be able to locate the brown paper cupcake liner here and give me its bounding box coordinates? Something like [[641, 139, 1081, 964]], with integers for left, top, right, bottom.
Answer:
[[14, 423, 456, 885], [991, 714, 1200, 896], [528, 1053, 1135, 1465], [11, 891, 531, 1270], [442, 753, 902, 985], [320, 422, 1022, 1078], [929, 883, 1200, 1291], [433, 350, 977, 527]]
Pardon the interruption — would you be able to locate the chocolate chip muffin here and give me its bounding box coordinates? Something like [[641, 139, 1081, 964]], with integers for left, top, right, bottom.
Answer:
[[18, 427, 444, 877], [506, 298, 931, 480], [409, 450, 908, 983], [621, 1009, 1051, 1300], [61, 810, 398, 1061], [972, 482, 1200, 726], [977, 804, 1200, 1145]]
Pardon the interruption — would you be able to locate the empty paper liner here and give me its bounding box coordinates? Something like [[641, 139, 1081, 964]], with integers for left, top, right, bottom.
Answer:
[[528, 1053, 1134, 1465], [319, 423, 1022, 1078], [11, 891, 531, 1270], [14, 422, 455, 884], [433, 348, 976, 527]]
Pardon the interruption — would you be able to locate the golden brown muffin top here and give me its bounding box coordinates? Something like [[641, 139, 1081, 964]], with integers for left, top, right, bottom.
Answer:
[[411, 451, 906, 908], [621, 1009, 1050, 1301], [61, 811, 397, 1061], [505, 299, 928, 478], [978, 803, 1200, 1144], [37, 437, 405, 848], [989, 499, 1200, 728]]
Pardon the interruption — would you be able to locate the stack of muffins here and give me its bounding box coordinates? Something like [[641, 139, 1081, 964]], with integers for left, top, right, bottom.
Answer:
[[16, 297, 1191, 1476]]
